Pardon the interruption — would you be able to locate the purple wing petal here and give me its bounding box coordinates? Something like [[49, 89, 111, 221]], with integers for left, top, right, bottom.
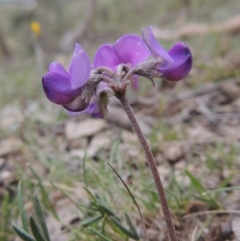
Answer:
[[93, 44, 120, 71], [43, 72, 70, 94], [96, 81, 110, 93], [114, 34, 150, 67], [67, 102, 99, 116], [42, 77, 74, 105], [68, 43, 91, 89], [42, 72, 81, 104], [159, 42, 192, 81], [142, 26, 173, 63], [63, 95, 89, 112], [49, 62, 70, 78]]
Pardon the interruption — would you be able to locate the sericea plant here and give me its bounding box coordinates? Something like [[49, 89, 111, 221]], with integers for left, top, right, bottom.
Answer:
[[42, 26, 192, 241]]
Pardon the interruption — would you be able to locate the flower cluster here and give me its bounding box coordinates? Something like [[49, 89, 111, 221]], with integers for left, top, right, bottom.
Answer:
[[42, 26, 192, 117]]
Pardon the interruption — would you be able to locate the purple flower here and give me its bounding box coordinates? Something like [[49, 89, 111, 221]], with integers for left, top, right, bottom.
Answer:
[[142, 26, 192, 81], [42, 44, 91, 111], [68, 82, 110, 118], [94, 34, 150, 88]]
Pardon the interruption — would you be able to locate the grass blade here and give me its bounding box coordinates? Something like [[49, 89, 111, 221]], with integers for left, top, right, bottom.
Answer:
[[12, 222, 36, 241], [80, 214, 103, 227], [29, 216, 47, 241], [82, 187, 97, 204], [89, 227, 113, 241], [185, 170, 206, 194], [110, 216, 139, 240], [18, 182, 29, 232], [29, 165, 58, 220], [125, 213, 139, 239], [97, 203, 116, 217], [32, 195, 51, 241]]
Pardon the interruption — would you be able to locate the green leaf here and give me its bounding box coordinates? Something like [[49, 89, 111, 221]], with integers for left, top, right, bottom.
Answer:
[[82, 187, 97, 204], [110, 216, 139, 240], [125, 214, 139, 239], [203, 185, 240, 196], [2, 191, 10, 232], [29, 216, 47, 241], [12, 222, 36, 241], [83, 150, 88, 188], [98, 203, 116, 217], [185, 170, 206, 194], [109, 140, 120, 163], [18, 182, 29, 232], [32, 195, 51, 241], [89, 227, 113, 241], [29, 165, 58, 220], [80, 214, 103, 227]]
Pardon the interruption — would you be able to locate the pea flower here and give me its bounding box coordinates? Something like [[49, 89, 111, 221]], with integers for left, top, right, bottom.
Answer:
[[93, 34, 150, 88], [68, 82, 110, 118], [69, 34, 151, 117], [42, 44, 91, 112], [142, 26, 192, 81]]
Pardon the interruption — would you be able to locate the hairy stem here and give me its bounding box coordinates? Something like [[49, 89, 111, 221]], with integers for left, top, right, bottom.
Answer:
[[117, 95, 178, 241]]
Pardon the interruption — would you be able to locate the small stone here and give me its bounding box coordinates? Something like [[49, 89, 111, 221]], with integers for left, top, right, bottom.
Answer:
[[65, 119, 107, 140], [121, 130, 138, 143], [162, 144, 185, 163], [0, 139, 23, 157]]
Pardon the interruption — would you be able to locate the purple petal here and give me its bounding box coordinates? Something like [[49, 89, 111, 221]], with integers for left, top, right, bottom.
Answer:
[[142, 26, 173, 63], [42, 78, 74, 105], [93, 44, 120, 71], [49, 62, 70, 78], [96, 81, 110, 93], [42, 72, 80, 104], [63, 95, 89, 112], [43, 72, 70, 94], [114, 34, 150, 67], [68, 43, 91, 89], [68, 102, 99, 116], [159, 43, 192, 81]]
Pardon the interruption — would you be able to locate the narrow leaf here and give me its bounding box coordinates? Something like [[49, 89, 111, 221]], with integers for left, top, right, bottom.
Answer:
[[18, 182, 29, 232], [110, 216, 139, 240], [89, 227, 113, 241], [82, 187, 97, 204], [185, 170, 206, 194], [12, 223, 36, 241], [125, 214, 139, 239], [29, 165, 58, 220], [2, 191, 10, 232], [98, 203, 116, 217], [29, 216, 47, 241], [32, 195, 51, 241], [80, 214, 103, 227]]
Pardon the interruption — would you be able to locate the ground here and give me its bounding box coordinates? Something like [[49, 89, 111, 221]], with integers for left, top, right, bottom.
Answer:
[[0, 0, 240, 241]]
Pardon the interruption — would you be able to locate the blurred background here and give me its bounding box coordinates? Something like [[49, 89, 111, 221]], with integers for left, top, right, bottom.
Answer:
[[1, 0, 240, 240]]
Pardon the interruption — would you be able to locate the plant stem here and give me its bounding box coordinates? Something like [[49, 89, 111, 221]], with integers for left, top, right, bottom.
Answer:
[[117, 95, 178, 241]]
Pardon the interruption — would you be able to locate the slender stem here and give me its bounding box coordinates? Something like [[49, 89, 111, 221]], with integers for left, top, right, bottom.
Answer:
[[117, 95, 178, 241]]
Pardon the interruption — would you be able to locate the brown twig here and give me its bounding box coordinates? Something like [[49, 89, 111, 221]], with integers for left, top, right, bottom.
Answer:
[[117, 95, 178, 241]]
